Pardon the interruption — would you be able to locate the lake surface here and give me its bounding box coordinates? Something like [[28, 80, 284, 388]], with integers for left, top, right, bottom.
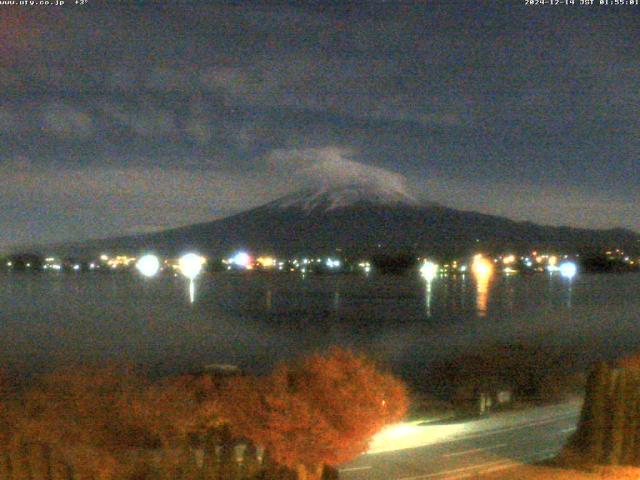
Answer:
[[1, 271, 639, 385]]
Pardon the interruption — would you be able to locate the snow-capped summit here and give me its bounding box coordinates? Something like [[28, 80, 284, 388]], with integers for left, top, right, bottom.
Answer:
[[268, 183, 420, 213]]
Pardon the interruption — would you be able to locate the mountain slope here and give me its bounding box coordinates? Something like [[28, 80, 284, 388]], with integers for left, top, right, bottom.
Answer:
[[53, 184, 640, 257]]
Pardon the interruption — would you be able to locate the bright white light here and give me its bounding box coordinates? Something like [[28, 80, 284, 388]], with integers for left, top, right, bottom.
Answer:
[[420, 260, 439, 282], [230, 251, 251, 268], [73, 264, 80, 271], [367, 420, 469, 455], [178, 253, 204, 280], [559, 261, 577, 279], [136, 254, 160, 278], [326, 258, 341, 269]]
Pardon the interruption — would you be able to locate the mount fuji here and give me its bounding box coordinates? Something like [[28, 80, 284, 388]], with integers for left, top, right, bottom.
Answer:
[[59, 182, 640, 258]]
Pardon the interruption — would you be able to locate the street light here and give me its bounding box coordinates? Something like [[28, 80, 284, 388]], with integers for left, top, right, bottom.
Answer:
[[472, 255, 493, 317], [178, 253, 204, 303], [136, 254, 160, 278], [420, 260, 438, 317], [559, 261, 577, 280], [419, 260, 438, 282]]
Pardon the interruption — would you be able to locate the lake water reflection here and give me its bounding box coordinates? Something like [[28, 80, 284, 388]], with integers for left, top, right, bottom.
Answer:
[[1, 271, 639, 384]]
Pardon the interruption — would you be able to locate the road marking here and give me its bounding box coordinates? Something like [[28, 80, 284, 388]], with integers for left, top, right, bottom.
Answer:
[[452, 460, 521, 479], [398, 460, 508, 480], [449, 448, 560, 479], [397, 447, 560, 480], [443, 443, 507, 458], [339, 466, 372, 473]]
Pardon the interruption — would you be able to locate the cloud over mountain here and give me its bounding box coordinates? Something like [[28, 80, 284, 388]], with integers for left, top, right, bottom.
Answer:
[[267, 147, 414, 199]]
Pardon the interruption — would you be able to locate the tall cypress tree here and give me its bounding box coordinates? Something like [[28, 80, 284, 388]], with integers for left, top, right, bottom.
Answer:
[[568, 359, 640, 467]]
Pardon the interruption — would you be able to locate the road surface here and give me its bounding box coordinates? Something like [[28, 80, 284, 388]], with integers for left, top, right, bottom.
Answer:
[[339, 400, 581, 480]]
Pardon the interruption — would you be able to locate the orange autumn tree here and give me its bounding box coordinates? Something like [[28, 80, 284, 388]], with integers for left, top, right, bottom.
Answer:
[[120, 373, 221, 449], [221, 347, 408, 480], [6, 366, 223, 479], [8, 366, 146, 479]]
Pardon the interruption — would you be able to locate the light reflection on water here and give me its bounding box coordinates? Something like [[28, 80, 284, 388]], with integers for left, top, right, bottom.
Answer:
[[0, 272, 639, 382], [424, 281, 432, 317], [475, 273, 491, 317]]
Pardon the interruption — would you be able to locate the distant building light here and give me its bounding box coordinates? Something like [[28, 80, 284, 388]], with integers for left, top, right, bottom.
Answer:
[[256, 256, 276, 268], [326, 258, 341, 269], [503, 255, 516, 265], [229, 251, 251, 269]]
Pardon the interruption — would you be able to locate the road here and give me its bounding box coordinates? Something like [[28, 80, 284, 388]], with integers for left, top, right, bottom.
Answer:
[[339, 400, 582, 480]]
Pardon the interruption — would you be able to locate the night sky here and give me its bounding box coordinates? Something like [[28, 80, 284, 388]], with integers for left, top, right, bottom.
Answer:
[[1, 1, 639, 249]]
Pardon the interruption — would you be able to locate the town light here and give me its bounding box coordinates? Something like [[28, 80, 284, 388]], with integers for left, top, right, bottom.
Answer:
[[472, 255, 493, 317], [136, 254, 160, 278], [256, 256, 276, 268], [326, 258, 341, 269], [503, 255, 516, 265], [230, 251, 251, 268], [471, 254, 493, 278]]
